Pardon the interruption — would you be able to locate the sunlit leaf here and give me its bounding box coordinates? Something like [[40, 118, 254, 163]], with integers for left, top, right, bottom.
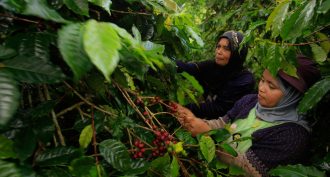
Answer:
[[266, 0, 290, 38], [58, 23, 92, 80], [281, 0, 316, 41], [0, 70, 19, 126], [310, 44, 327, 64], [3, 57, 66, 83], [84, 20, 121, 81], [0, 135, 16, 159], [63, 0, 89, 16], [23, 0, 69, 23], [88, 0, 112, 15], [79, 125, 93, 149], [269, 164, 326, 177], [199, 135, 215, 163], [298, 77, 330, 113]]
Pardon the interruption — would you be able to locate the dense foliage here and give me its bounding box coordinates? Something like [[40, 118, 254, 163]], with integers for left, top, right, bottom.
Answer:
[[0, 0, 329, 176]]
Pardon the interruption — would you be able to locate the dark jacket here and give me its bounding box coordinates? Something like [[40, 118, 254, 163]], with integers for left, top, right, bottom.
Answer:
[[227, 94, 310, 176], [176, 60, 255, 119]]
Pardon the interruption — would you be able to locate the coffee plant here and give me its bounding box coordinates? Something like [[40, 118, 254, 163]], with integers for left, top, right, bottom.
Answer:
[[0, 0, 329, 176]]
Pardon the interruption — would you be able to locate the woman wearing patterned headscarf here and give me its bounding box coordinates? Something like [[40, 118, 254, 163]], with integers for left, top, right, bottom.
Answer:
[[175, 54, 321, 176], [176, 31, 255, 119]]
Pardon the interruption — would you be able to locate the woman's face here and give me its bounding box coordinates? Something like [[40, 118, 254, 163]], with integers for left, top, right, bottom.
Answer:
[[258, 70, 284, 108], [215, 38, 231, 66]]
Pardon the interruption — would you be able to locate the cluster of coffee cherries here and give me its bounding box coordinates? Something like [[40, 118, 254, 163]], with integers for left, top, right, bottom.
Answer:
[[132, 139, 146, 159], [151, 129, 175, 157]]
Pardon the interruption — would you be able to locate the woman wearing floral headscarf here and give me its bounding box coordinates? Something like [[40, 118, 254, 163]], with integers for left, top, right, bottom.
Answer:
[[176, 31, 255, 119]]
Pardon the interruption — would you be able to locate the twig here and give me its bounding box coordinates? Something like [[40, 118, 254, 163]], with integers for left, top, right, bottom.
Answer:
[[91, 106, 101, 177], [111, 9, 152, 16], [0, 13, 39, 24], [44, 85, 66, 146], [175, 154, 190, 177], [115, 83, 153, 129], [56, 102, 85, 118], [285, 39, 330, 46], [63, 81, 116, 117]]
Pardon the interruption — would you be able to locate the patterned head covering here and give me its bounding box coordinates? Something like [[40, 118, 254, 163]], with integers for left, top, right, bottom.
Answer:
[[218, 30, 248, 69]]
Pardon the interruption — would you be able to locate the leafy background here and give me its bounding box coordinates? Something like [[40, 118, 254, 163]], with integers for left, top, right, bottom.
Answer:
[[0, 0, 329, 176]]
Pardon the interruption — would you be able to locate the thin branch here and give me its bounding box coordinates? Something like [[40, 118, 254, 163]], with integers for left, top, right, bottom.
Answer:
[[56, 102, 85, 118], [285, 39, 330, 46], [44, 85, 66, 146], [0, 13, 40, 24], [91, 107, 101, 177], [111, 9, 152, 16], [115, 83, 153, 129], [63, 81, 116, 117]]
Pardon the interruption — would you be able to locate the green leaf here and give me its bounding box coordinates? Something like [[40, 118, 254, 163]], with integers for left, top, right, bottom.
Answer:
[[266, 0, 290, 38], [261, 41, 282, 76], [13, 127, 37, 161], [79, 125, 93, 149], [208, 129, 231, 143], [63, 0, 89, 16], [23, 0, 69, 23], [220, 143, 238, 157], [0, 0, 26, 13], [6, 32, 53, 62], [0, 46, 17, 60], [3, 57, 66, 83], [317, 0, 330, 14], [298, 77, 330, 113], [281, 0, 316, 41], [181, 72, 203, 93], [0, 70, 20, 126], [269, 164, 326, 177], [186, 26, 204, 47], [83, 20, 121, 81], [35, 146, 82, 166], [132, 25, 141, 41], [310, 44, 327, 64], [88, 0, 112, 15], [206, 169, 214, 177], [58, 23, 92, 80], [0, 160, 21, 177], [99, 139, 149, 175], [149, 153, 170, 177], [199, 135, 215, 163], [316, 32, 330, 54], [70, 157, 97, 177], [170, 156, 180, 177], [0, 135, 16, 159], [37, 167, 72, 177], [175, 129, 197, 144]]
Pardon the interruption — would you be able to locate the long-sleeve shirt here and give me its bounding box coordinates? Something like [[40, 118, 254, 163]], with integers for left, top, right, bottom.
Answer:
[[176, 60, 255, 119]]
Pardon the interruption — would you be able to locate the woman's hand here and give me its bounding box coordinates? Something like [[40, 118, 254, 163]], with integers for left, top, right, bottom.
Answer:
[[172, 102, 211, 136]]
